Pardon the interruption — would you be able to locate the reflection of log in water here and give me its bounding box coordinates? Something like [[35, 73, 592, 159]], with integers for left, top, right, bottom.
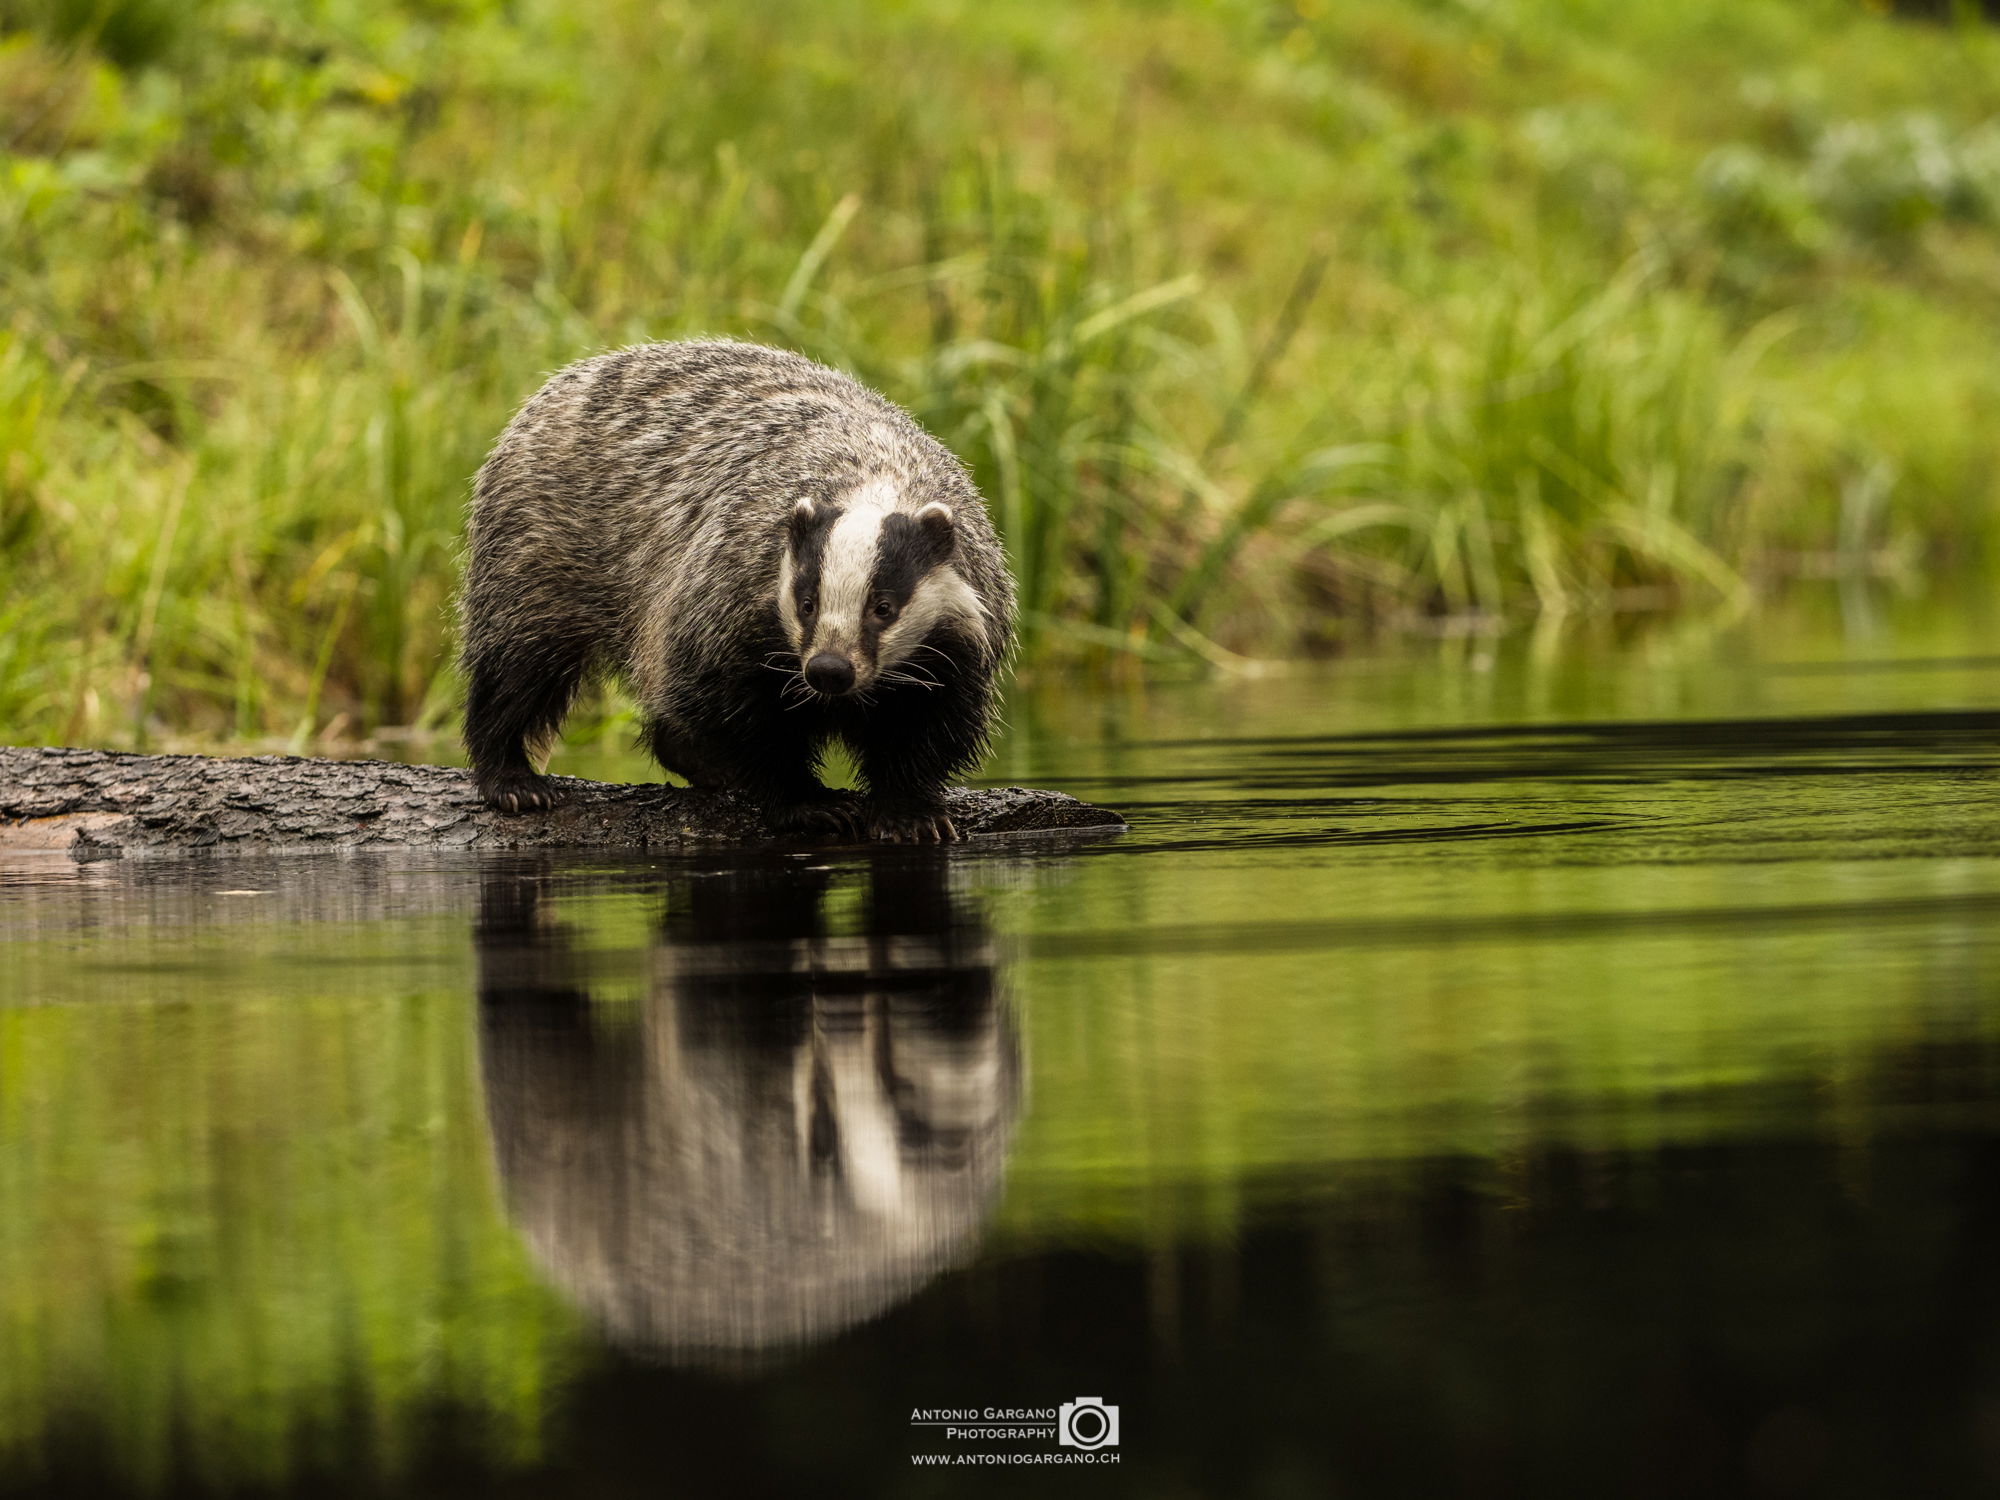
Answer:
[[474, 855, 1019, 1363]]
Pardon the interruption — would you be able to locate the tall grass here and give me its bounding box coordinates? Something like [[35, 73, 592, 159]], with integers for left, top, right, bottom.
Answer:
[[2, 0, 1999, 745]]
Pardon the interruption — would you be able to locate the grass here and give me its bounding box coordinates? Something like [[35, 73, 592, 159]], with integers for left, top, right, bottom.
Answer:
[[2, 0, 2000, 746]]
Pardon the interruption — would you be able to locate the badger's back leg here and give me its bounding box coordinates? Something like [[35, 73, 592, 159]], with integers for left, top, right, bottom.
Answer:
[[645, 709, 858, 840], [464, 634, 588, 814], [645, 719, 729, 789]]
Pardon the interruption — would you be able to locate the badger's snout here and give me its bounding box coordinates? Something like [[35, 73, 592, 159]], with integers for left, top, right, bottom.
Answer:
[[805, 653, 857, 695]]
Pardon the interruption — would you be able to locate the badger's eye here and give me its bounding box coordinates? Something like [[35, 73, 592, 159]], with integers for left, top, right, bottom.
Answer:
[[871, 598, 898, 623], [798, 595, 817, 618]]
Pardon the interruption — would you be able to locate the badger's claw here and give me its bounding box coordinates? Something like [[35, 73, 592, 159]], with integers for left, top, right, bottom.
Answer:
[[479, 769, 558, 815], [865, 804, 960, 844]]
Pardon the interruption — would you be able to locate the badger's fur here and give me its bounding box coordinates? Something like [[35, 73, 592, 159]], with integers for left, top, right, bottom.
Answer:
[[458, 340, 1015, 843]]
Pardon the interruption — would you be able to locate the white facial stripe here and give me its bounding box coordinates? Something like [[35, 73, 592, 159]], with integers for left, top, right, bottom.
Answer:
[[876, 567, 987, 674], [775, 548, 801, 650], [813, 502, 888, 656]]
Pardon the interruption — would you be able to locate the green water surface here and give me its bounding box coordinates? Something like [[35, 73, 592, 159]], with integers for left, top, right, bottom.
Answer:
[[4, 594, 2000, 1497]]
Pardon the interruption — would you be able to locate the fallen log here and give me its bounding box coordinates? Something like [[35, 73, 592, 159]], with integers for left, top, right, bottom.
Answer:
[[0, 746, 1124, 860]]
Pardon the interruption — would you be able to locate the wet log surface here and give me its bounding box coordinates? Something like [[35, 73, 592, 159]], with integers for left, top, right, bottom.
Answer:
[[0, 746, 1124, 860]]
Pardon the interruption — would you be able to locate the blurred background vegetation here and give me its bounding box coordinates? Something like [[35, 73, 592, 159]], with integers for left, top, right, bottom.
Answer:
[[2, 0, 1999, 748]]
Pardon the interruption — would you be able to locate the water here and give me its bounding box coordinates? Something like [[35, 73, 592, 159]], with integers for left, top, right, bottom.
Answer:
[[5, 598, 2000, 1497]]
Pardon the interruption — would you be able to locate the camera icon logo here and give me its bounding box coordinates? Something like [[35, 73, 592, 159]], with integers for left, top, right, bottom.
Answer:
[[1058, 1397, 1120, 1450]]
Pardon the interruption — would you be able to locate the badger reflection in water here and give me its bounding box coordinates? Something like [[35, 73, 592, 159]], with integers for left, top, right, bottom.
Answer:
[[473, 853, 1019, 1364]]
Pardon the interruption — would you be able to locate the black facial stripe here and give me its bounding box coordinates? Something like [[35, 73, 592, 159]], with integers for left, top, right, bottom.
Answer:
[[788, 502, 843, 610], [873, 512, 954, 602], [847, 511, 960, 670]]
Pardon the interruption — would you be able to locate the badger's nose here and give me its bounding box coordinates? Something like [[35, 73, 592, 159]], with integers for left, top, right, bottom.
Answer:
[[805, 653, 856, 695]]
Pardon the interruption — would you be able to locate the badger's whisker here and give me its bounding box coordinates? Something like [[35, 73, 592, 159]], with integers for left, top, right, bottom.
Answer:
[[906, 643, 958, 675]]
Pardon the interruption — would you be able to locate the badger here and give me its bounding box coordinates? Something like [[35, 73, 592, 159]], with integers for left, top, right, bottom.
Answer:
[[457, 340, 1015, 843]]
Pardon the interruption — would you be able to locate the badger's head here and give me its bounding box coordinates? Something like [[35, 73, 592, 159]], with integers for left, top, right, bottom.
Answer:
[[777, 493, 987, 697]]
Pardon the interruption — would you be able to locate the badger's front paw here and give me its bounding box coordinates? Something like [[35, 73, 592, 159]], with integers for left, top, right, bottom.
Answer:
[[478, 768, 559, 815], [864, 801, 960, 845], [766, 790, 862, 842]]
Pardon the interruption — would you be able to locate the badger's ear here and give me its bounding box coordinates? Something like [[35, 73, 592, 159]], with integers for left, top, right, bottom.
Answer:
[[915, 501, 957, 560], [787, 497, 825, 549]]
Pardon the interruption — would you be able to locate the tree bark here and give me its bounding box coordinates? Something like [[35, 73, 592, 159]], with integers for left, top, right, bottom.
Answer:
[[0, 746, 1123, 860]]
